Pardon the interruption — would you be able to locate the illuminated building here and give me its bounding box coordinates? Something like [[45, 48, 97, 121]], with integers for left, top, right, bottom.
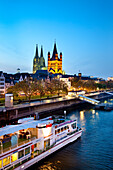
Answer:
[[33, 45, 46, 74], [0, 71, 5, 96], [48, 42, 62, 74], [107, 77, 113, 81]]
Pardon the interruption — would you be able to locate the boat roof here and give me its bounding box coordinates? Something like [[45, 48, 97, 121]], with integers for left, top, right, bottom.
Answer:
[[0, 116, 76, 137], [0, 119, 53, 137]]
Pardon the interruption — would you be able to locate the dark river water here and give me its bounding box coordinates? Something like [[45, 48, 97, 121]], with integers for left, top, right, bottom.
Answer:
[[32, 98, 113, 170]]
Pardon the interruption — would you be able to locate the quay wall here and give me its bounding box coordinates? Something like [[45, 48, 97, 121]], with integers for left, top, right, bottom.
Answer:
[[0, 92, 112, 126], [0, 98, 82, 125]]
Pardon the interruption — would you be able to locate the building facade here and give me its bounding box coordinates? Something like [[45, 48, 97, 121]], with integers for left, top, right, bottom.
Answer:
[[33, 45, 46, 74], [48, 42, 62, 74], [107, 77, 113, 81], [0, 71, 5, 96]]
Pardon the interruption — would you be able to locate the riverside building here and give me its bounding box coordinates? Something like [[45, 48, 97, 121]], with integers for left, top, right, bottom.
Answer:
[[0, 71, 5, 97]]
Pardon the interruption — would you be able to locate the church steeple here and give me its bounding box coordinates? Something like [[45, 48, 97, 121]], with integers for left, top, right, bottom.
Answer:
[[52, 41, 58, 60], [40, 46, 43, 57], [35, 44, 38, 57], [53, 41, 57, 54]]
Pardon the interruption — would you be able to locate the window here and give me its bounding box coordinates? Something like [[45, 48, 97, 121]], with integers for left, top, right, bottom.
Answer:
[[18, 150, 24, 159], [11, 152, 18, 162], [61, 128, 63, 132], [64, 126, 67, 130], [67, 126, 69, 129], [44, 139, 50, 148], [0, 87, 4, 89], [3, 156, 10, 167], [34, 144, 37, 148], [0, 83, 4, 85], [58, 129, 60, 133], [0, 160, 2, 168], [25, 147, 30, 155], [71, 123, 76, 129]]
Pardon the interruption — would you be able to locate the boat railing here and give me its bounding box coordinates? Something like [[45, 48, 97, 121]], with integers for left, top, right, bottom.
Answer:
[[67, 128, 82, 135], [4, 143, 56, 170], [0, 136, 37, 154]]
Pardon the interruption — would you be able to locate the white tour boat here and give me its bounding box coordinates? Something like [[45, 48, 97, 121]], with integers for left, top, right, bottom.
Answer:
[[0, 115, 82, 170]]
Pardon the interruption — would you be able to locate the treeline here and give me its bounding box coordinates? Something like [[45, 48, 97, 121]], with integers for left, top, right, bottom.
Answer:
[[7, 79, 68, 102], [71, 78, 113, 91]]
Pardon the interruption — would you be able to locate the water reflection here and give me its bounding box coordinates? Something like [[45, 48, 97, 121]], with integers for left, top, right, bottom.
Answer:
[[92, 110, 95, 114], [80, 111, 85, 120], [96, 112, 98, 116], [36, 161, 62, 170]]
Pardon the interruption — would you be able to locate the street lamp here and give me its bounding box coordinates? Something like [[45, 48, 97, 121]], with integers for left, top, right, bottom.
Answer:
[[64, 110, 66, 119]]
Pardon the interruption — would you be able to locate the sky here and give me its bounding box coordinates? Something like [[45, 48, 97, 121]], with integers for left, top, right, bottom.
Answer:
[[0, 0, 113, 79]]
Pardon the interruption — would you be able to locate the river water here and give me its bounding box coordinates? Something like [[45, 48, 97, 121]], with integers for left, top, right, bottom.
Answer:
[[32, 98, 113, 170]]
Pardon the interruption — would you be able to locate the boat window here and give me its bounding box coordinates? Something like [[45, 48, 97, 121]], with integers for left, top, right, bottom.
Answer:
[[61, 128, 63, 132], [44, 139, 50, 148], [25, 147, 30, 155], [58, 129, 60, 133], [71, 123, 76, 129], [11, 152, 18, 162], [0, 160, 2, 168], [67, 126, 69, 129], [34, 144, 37, 148], [64, 126, 67, 130], [18, 150, 24, 159], [3, 156, 10, 167]]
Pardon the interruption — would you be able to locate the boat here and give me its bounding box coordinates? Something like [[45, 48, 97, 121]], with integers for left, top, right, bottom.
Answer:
[[0, 115, 82, 170]]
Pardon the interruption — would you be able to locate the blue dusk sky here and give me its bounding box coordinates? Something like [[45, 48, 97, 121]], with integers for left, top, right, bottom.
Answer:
[[0, 0, 113, 79]]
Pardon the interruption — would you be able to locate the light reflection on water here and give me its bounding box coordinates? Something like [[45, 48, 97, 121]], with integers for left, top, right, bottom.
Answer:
[[80, 110, 85, 120]]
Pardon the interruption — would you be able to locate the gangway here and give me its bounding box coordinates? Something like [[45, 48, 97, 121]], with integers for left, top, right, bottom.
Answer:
[[77, 94, 100, 105]]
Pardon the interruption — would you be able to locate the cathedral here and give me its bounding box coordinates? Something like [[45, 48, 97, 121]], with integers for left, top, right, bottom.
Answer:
[[33, 45, 46, 74], [48, 42, 62, 74]]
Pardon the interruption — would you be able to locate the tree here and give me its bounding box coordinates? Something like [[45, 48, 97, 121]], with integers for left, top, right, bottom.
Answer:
[[7, 85, 19, 97], [45, 80, 55, 96], [37, 80, 45, 99]]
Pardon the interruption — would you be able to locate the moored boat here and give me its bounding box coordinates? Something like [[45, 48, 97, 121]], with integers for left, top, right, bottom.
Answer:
[[0, 115, 82, 170]]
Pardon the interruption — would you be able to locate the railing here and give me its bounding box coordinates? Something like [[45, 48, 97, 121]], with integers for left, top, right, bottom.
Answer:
[[5, 143, 56, 170], [0, 137, 36, 154], [67, 129, 82, 135]]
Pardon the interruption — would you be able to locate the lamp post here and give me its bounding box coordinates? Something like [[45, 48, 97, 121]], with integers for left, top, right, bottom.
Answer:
[[64, 110, 66, 119]]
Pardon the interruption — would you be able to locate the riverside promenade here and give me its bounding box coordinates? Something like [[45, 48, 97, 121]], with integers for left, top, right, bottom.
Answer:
[[0, 91, 112, 126]]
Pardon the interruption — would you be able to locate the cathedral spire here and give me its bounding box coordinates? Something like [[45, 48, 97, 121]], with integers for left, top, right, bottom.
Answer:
[[52, 41, 58, 60], [53, 41, 57, 54], [35, 44, 38, 57], [40, 45, 43, 57]]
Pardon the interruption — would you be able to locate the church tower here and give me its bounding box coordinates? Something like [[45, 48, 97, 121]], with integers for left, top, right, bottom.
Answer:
[[40, 46, 45, 68], [33, 44, 46, 74], [33, 44, 40, 74], [48, 42, 62, 74]]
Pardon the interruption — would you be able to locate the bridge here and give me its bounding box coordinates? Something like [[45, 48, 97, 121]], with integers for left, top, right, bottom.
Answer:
[[104, 91, 113, 96], [77, 94, 100, 105]]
